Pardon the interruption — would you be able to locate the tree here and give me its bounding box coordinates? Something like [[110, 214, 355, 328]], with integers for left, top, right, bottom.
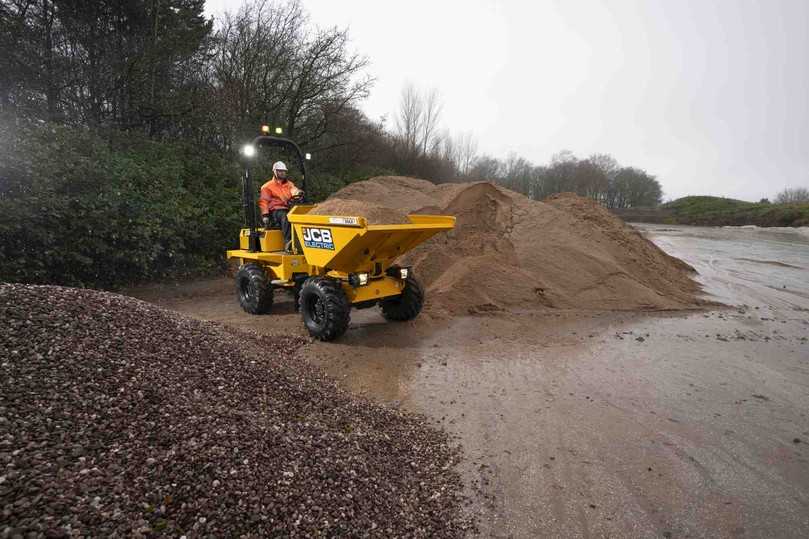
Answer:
[[588, 153, 619, 179], [610, 167, 662, 208], [282, 24, 372, 144], [419, 87, 442, 155], [0, 0, 70, 121], [494, 150, 664, 207], [468, 155, 501, 181], [210, 0, 371, 148], [775, 187, 809, 204], [394, 83, 443, 159], [395, 82, 422, 158], [501, 152, 534, 195], [455, 131, 478, 177], [0, 0, 213, 132], [572, 159, 609, 201]]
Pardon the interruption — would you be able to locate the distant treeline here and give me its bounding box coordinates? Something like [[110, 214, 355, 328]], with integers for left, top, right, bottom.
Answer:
[[465, 151, 663, 208], [374, 83, 665, 207]]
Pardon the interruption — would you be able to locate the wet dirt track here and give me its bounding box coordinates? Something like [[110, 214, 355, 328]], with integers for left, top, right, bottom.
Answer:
[[130, 224, 809, 538]]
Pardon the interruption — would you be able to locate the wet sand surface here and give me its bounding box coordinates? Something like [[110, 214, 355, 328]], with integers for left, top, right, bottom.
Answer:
[[129, 224, 809, 538]]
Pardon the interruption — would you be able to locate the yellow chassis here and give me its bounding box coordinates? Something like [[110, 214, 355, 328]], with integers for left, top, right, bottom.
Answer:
[[227, 241, 405, 303], [226, 205, 454, 305]]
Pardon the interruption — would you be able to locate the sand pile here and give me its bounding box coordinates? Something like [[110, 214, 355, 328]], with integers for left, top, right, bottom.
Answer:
[[0, 284, 471, 537], [311, 199, 409, 224], [321, 176, 701, 314]]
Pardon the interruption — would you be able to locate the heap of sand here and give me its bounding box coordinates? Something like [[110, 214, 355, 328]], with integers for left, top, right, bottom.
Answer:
[[313, 176, 702, 314]]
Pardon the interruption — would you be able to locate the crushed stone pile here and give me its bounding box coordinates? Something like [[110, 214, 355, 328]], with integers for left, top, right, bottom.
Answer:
[[0, 284, 472, 537], [320, 176, 702, 314]]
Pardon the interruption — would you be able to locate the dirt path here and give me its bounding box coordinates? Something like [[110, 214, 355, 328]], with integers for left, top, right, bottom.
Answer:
[[128, 225, 809, 538]]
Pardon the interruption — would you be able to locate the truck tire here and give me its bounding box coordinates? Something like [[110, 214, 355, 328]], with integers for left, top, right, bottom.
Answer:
[[380, 275, 424, 321], [235, 263, 274, 314], [299, 277, 351, 341]]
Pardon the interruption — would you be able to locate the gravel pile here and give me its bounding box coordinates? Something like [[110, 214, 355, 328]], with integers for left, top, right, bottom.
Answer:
[[0, 284, 471, 537]]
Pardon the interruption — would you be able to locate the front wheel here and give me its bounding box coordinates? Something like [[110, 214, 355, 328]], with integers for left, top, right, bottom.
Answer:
[[380, 275, 424, 321], [235, 263, 274, 314], [299, 277, 351, 341]]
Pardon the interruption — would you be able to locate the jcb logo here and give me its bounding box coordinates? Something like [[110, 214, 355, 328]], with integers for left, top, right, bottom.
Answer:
[[302, 227, 335, 250]]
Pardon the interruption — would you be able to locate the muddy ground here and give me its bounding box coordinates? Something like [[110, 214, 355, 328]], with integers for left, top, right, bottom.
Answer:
[[129, 224, 809, 538]]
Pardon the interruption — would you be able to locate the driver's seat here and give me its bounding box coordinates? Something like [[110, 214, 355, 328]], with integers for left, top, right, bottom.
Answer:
[[262, 209, 282, 230]]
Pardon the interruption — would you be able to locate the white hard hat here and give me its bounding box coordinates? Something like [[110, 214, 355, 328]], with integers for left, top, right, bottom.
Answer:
[[272, 161, 287, 172]]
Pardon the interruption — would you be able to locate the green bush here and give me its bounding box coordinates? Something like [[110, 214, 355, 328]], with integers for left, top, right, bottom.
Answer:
[[0, 120, 242, 287]]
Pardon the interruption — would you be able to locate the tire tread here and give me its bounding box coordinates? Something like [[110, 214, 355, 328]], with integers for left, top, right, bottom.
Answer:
[[299, 277, 351, 341], [235, 263, 274, 314], [380, 275, 424, 321]]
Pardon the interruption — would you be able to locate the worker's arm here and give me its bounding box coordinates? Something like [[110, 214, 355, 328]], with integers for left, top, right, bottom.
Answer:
[[258, 185, 272, 215], [289, 180, 303, 198]]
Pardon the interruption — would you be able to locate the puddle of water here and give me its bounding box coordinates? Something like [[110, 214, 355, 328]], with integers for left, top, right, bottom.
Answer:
[[636, 224, 809, 313]]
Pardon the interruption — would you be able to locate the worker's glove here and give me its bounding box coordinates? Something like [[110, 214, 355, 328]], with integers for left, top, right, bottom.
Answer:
[[262, 215, 271, 228]]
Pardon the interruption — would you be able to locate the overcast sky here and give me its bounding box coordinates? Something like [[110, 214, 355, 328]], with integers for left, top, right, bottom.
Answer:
[[205, 0, 808, 201]]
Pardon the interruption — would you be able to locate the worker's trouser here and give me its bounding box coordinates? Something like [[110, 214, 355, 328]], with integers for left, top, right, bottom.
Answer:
[[272, 208, 291, 248]]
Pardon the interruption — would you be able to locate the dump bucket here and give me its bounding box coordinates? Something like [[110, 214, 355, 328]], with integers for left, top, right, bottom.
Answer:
[[287, 205, 455, 273]]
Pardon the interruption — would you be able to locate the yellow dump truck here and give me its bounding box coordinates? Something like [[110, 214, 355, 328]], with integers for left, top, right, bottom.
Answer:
[[226, 128, 455, 341]]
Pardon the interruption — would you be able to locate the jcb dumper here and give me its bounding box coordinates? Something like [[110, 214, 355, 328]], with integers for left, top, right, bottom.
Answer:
[[226, 128, 455, 341]]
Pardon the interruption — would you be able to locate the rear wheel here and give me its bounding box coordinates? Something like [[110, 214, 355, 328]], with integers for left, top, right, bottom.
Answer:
[[380, 275, 424, 321], [299, 277, 351, 341], [235, 263, 274, 314]]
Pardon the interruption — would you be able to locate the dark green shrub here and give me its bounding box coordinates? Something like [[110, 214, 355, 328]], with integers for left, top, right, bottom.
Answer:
[[0, 120, 242, 287]]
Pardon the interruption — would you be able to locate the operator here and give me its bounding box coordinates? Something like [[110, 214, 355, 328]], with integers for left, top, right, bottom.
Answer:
[[258, 161, 303, 249]]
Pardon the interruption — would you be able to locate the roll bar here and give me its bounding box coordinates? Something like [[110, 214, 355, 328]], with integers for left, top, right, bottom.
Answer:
[[241, 135, 311, 252]]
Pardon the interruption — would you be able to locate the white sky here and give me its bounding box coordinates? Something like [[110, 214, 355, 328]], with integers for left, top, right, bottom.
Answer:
[[205, 0, 809, 201]]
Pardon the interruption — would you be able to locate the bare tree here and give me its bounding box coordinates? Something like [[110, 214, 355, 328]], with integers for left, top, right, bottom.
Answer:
[[455, 131, 478, 177], [775, 187, 809, 204], [283, 26, 372, 143], [468, 155, 502, 181], [437, 128, 456, 167], [502, 152, 534, 194], [588, 153, 619, 179], [550, 150, 577, 166], [395, 82, 422, 156], [210, 0, 371, 147], [420, 87, 442, 155]]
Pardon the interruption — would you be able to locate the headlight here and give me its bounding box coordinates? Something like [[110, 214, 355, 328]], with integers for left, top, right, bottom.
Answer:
[[242, 144, 256, 157], [348, 272, 370, 287], [400, 268, 409, 280]]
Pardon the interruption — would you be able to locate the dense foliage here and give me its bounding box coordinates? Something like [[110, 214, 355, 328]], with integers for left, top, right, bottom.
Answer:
[[0, 119, 241, 286], [0, 0, 385, 287]]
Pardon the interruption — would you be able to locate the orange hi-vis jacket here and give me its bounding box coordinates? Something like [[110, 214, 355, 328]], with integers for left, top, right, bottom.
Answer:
[[259, 177, 299, 214]]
